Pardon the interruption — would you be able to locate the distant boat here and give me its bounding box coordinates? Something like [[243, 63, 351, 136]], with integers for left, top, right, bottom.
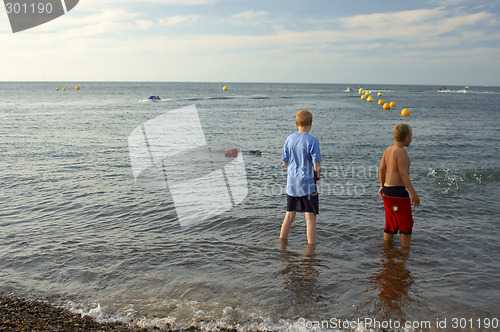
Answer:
[[147, 95, 161, 101], [438, 85, 447, 92], [465, 85, 469, 89], [345, 87, 355, 92]]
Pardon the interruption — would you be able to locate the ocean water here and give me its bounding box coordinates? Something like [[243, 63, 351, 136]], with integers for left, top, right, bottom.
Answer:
[[0, 82, 499, 331]]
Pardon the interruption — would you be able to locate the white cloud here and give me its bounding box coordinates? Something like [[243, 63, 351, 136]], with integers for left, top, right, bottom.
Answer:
[[135, 20, 154, 30], [332, 8, 500, 49], [82, 0, 216, 6], [1, 1, 499, 84], [159, 15, 201, 26], [227, 10, 269, 25]]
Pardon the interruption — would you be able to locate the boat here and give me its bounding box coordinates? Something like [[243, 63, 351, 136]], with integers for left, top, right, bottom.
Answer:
[[147, 95, 161, 101], [345, 87, 355, 92]]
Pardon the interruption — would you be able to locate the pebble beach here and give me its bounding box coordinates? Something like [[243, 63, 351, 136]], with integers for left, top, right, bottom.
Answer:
[[0, 294, 145, 331]]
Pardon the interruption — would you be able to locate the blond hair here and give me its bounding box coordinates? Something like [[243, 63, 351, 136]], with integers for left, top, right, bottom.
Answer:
[[296, 110, 312, 127], [393, 123, 412, 142]]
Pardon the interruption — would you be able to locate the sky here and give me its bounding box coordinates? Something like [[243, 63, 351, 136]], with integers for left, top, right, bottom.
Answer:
[[1, 0, 500, 85]]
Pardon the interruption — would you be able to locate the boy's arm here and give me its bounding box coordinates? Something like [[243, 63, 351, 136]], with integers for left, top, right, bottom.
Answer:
[[378, 152, 387, 197], [314, 162, 321, 181], [397, 151, 420, 207]]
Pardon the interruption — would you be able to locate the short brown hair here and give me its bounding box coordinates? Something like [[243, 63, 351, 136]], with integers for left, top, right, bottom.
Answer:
[[393, 123, 412, 142], [296, 110, 312, 127]]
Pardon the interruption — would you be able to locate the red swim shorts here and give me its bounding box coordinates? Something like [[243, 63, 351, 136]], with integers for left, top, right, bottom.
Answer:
[[381, 186, 413, 235]]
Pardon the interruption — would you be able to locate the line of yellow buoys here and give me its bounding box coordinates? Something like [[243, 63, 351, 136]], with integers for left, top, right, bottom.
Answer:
[[56, 85, 80, 91], [358, 87, 410, 116]]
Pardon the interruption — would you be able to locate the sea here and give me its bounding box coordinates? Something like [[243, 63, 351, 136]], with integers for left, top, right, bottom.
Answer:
[[0, 82, 499, 331]]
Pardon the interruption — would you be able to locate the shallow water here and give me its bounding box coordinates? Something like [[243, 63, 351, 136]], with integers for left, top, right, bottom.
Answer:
[[0, 82, 499, 331]]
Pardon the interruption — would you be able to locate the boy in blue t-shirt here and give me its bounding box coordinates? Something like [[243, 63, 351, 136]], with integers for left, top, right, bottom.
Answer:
[[281, 110, 322, 245]]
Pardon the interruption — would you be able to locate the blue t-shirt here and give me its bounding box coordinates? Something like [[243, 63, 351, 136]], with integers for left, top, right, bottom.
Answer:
[[282, 132, 322, 197]]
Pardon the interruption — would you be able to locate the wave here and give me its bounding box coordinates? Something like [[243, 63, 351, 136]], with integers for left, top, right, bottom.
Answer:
[[179, 96, 235, 101], [65, 298, 304, 332], [138, 98, 168, 103], [208, 96, 233, 100], [437, 89, 500, 94], [426, 166, 500, 195]]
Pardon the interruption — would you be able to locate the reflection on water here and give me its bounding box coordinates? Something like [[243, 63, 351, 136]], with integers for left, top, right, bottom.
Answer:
[[278, 240, 321, 317], [358, 242, 418, 323]]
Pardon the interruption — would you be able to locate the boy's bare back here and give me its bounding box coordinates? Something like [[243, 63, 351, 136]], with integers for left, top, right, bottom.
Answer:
[[381, 145, 410, 187], [378, 125, 420, 207]]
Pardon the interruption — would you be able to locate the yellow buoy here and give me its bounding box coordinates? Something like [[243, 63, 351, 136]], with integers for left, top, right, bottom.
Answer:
[[383, 103, 391, 110], [378, 99, 384, 105], [62, 88, 66, 91], [401, 108, 411, 116], [358, 88, 364, 95], [378, 92, 382, 96], [367, 96, 373, 102], [464, 91, 467, 94], [361, 95, 367, 100], [68, 87, 71, 90], [56, 88, 59, 91], [75, 85, 80, 90], [390, 101, 396, 107], [222, 86, 228, 91]]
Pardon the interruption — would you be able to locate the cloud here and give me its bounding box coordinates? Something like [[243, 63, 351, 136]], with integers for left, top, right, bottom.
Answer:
[[41, 9, 144, 37], [227, 10, 269, 25], [331, 8, 499, 50], [159, 15, 201, 26], [1, 0, 499, 84], [82, 0, 216, 6]]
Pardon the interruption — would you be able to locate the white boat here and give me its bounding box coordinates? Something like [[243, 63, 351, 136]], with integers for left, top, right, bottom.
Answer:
[[345, 87, 355, 92]]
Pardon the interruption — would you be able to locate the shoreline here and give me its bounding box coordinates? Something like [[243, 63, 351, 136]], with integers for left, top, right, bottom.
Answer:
[[0, 293, 248, 331], [0, 294, 149, 331]]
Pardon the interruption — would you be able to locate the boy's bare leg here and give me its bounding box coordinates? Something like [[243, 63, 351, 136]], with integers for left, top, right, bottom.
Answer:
[[280, 238, 288, 251], [305, 212, 317, 244], [384, 232, 394, 242], [305, 243, 316, 256], [400, 234, 411, 248], [280, 211, 296, 240]]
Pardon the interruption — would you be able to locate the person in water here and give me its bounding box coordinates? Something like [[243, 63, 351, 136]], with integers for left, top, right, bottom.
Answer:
[[378, 123, 420, 249], [280, 110, 322, 245]]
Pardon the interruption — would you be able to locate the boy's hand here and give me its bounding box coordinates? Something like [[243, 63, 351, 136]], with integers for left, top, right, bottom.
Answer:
[[411, 193, 420, 207], [314, 170, 320, 181], [378, 187, 383, 198]]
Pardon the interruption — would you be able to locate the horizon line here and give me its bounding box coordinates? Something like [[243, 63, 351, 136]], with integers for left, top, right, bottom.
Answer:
[[0, 80, 493, 87]]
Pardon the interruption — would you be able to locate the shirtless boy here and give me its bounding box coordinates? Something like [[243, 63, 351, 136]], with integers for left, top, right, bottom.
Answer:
[[378, 123, 420, 248]]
